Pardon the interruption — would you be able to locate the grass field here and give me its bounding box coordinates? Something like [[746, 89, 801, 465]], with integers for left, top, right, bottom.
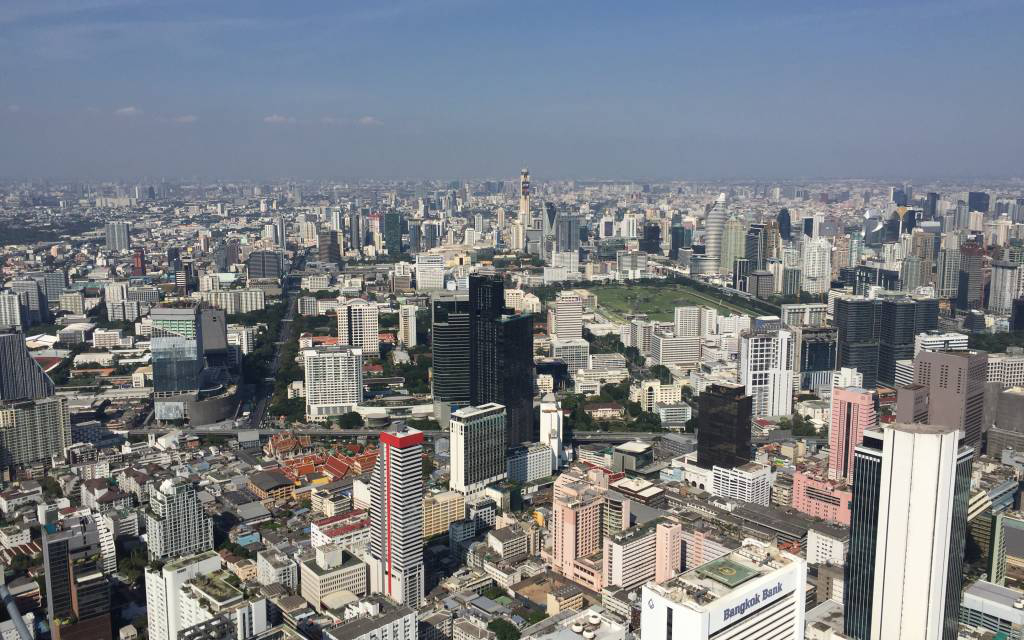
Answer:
[[589, 283, 764, 321]]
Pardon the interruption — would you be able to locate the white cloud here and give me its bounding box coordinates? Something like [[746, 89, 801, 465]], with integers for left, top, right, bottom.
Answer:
[[263, 114, 296, 124], [172, 114, 197, 124], [357, 115, 382, 126], [114, 105, 141, 116]]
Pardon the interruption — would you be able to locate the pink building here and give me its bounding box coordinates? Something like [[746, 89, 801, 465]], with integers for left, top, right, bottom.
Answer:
[[551, 479, 605, 590], [828, 387, 877, 481], [792, 468, 852, 526], [655, 520, 684, 583]]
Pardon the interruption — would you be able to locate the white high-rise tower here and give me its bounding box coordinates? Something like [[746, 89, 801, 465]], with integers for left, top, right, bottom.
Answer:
[[702, 193, 728, 267], [539, 393, 564, 472], [519, 168, 531, 224]]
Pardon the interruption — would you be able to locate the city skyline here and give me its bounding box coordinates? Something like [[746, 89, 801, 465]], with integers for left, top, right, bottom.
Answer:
[[3, 1, 1024, 180]]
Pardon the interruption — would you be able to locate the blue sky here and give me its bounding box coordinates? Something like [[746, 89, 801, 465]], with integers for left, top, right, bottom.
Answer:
[[2, 0, 1022, 180]]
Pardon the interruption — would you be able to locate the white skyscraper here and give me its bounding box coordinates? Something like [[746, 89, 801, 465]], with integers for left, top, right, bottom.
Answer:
[[145, 550, 221, 640], [449, 403, 507, 496], [552, 291, 583, 340], [702, 193, 728, 265], [303, 346, 363, 421], [844, 423, 973, 640], [0, 292, 21, 331], [801, 236, 832, 295], [369, 426, 425, 607], [415, 254, 446, 291], [338, 298, 379, 356], [989, 260, 1022, 316], [397, 305, 417, 348], [145, 478, 214, 561], [673, 305, 716, 338], [740, 318, 793, 418], [539, 393, 564, 472], [519, 168, 531, 224]]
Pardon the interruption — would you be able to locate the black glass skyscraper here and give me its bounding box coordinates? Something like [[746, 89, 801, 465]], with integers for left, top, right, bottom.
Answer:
[[968, 191, 990, 213], [432, 293, 471, 420], [776, 208, 791, 241], [469, 274, 535, 448], [695, 383, 752, 470], [835, 298, 880, 388], [383, 211, 401, 256]]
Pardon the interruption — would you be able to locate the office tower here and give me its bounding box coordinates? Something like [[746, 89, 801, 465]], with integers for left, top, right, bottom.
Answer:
[[369, 426, 425, 606], [828, 387, 877, 482], [968, 191, 990, 213], [552, 291, 583, 340], [641, 541, 806, 640], [338, 298, 380, 356], [957, 241, 985, 310], [835, 297, 880, 388], [747, 270, 773, 299], [719, 215, 745, 274], [877, 297, 929, 386], [431, 293, 471, 425], [913, 349, 987, 450], [383, 211, 401, 255], [146, 551, 222, 640], [702, 193, 728, 266], [303, 346, 364, 422], [744, 223, 767, 270], [989, 261, 1022, 315], [0, 292, 21, 331], [923, 192, 939, 219], [844, 424, 972, 640], [696, 383, 752, 470], [43, 515, 111, 635], [0, 332, 55, 401], [895, 383, 930, 424], [731, 257, 751, 291], [246, 250, 283, 279], [792, 325, 837, 390], [556, 215, 581, 253], [469, 274, 535, 448], [739, 318, 793, 418], [104, 220, 130, 251], [146, 477, 214, 560], [1012, 298, 1024, 331], [777, 207, 792, 240], [25, 269, 66, 302], [275, 216, 287, 250], [415, 254, 445, 291], [347, 209, 364, 254], [539, 393, 564, 472], [318, 230, 342, 265], [668, 225, 688, 260], [397, 304, 417, 347], [0, 395, 70, 468], [449, 403, 507, 496], [519, 168, 531, 224], [10, 279, 48, 325]]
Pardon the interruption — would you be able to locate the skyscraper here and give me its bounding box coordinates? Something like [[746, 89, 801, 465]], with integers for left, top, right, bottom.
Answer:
[[449, 403, 507, 496], [43, 515, 111, 634], [105, 220, 131, 251], [146, 478, 214, 560], [469, 274, 534, 448], [369, 426, 425, 607], [739, 318, 793, 418], [957, 241, 985, 311], [968, 191, 990, 213], [0, 292, 21, 331], [696, 383, 752, 470], [303, 346, 364, 421], [702, 193, 728, 268], [397, 304, 417, 348], [776, 207, 792, 240], [146, 551, 222, 640], [317, 230, 342, 266], [844, 423, 972, 640], [913, 349, 987, 450], [551, 291, 583, 340], [519, 168, 530, 224], [338, 298, 380, 356], [835, 298, 880, 388], [989, 260, 1022, 315], [10, 279, 49, 326], [0, 395, 71, 468], [539, 393, 564, 472], [719, 215, 746, 274], [383, 211, 401, 255], [0, 332, 55, 401], [431, 293, 471, 425], [827, 387, 877, 482]]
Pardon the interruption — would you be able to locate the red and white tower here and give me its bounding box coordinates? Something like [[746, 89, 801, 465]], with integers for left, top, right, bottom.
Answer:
[[369, 426, 425, 606]]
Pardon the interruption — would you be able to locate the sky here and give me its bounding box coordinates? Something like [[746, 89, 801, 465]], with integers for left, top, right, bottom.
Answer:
[[1, 0, 1023, 181]]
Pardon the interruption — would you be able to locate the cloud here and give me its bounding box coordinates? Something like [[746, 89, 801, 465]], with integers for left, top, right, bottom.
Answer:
[[263, 114, 296, 124], [357, 115, 382, 126], [7, 105, 20, 113], [114, 105, 141, 117], [172, 114, 198, 124]]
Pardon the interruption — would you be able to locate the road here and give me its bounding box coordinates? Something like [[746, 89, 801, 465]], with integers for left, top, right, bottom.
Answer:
[[134, 425, 668, 443], [248, 283, 298, 429]]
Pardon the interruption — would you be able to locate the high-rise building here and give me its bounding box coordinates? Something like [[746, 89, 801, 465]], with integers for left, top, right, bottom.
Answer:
[[702, 193, 728, 266], [519, 168, 531, 224], [835, 297, 880, 388], [431, 293, 471, 425], [801, 236, 833, 295], [415, 254, 446, 291], [105, 220, 131, 251], [0, 292, 21, 331], [43, 515, 111, 634], [318, 230, 342, 266], [551, 291, 583, 340], [384, 211, 401, 256], [539, 393, 564, 472], [989, 261, 1022, 315], [146, 551, 222, 640], [449, 403, 507, 496], [739, 318, 793, 418], [844, 424, 972, 640], [0, 395, 70, 468], [957, 241, 985, 310], [968, 191, 990, 213], [719, 215, 746, 274], [696, 383, 752, 470], [877, 296, 938, 386], [10, 279, 49, 325], [469, 274, 535, 448], [913, 349, 987, 450], [0, 332, 55, 401], [303, 346, 363, 421], [146, 478, 214, 560], [397, 304, 417, 348], [338, 299, 380, 356], [246, 250, 284, 280], [827, 387, 877, 482], [777, 208, 792, 240], [369, 426, 425, 607]]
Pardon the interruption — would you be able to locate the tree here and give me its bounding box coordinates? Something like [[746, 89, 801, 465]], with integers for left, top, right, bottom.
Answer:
[[648, 365, 672, 384], [336, 412, 365, 428], [488, 619, 521, 640]]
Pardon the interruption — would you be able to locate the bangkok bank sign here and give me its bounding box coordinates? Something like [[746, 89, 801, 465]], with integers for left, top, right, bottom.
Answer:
[[722, 582, 784, 622]]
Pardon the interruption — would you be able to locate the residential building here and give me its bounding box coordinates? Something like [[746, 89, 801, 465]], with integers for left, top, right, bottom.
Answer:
[[145, 478, 214, 560], [338, 299, 379, 356], [303, 346, 363, 421]]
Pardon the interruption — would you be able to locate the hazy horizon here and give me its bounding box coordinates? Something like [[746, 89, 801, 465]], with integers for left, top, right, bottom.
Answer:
[[3, 0, 1024, 181]]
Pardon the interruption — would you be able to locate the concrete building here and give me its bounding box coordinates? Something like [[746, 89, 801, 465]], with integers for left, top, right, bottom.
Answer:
[[539, 394, 565, 473], [423, 491, 465, 539], [827, 387, 876, 482], [913, 349, 987, 450], [739, 318, 793, 418], [711, 462, 772, 506], [300, 545, 368, 611], [0, 396, 70, 468], [145, 551, 222, 640], [507, 443, 552, 484], [303, 346, 363, 422], [397, 304, 417, 348], [338, 299, 380, 356], [449, 403, 507, 496], [145, 478, 214, 560]]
